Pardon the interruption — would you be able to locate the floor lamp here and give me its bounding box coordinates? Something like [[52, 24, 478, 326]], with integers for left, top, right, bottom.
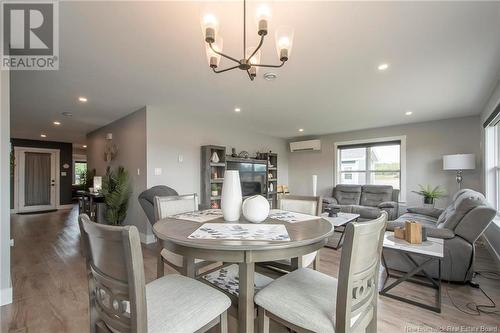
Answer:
[[443, 154, 476, 190]]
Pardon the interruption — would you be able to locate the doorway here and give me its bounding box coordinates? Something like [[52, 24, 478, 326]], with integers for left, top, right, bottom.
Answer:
[[14, 147, 60, 213]]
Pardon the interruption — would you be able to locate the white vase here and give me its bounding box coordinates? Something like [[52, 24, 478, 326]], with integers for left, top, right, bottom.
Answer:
[[221, 170, 242, 221], [242, 195, 270, 223], [211, 151, 220, 163]]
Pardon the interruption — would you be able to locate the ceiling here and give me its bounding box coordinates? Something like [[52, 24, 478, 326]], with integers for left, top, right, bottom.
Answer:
[[10, 1, 500, 144]]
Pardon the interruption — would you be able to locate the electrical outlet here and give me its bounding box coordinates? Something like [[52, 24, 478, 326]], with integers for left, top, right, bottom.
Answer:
[[137, 168, 140, 176], [178, 154, 183, 163], [154, 168, 162, 176], [10, 239, 14, 247]]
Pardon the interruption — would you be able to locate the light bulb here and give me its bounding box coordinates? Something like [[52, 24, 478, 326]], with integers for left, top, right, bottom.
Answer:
[[201, 13, 219, 43], [256, 5, 271, 35], [275, 26, 294, 61], [206, 37, 223, 68], [246, 47, 261, 78]]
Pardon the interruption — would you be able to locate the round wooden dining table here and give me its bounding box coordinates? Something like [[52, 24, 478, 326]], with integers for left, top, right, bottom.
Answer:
[[153, 214, 334, 333]]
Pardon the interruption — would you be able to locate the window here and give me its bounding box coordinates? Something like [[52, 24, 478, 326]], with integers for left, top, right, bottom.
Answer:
[[73, 161, 87, 185], [484, 105, 500, 214], [336, 139, 402, 190]]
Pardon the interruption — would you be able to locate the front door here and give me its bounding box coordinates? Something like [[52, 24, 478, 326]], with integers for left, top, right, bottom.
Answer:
[[17, 148, 58, 212]]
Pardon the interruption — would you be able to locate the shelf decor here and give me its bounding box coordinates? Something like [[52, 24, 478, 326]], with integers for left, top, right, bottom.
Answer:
[[242, 195, 270, 223], [221, 170, 242, 221]]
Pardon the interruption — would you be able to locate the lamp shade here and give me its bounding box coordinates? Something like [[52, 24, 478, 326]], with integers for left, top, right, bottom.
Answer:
[[443, 154, 476, 170]]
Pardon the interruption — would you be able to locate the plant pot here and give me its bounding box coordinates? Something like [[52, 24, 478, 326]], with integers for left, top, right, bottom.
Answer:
[[221, 170, 242, 221], [423, 197, 435, 205]]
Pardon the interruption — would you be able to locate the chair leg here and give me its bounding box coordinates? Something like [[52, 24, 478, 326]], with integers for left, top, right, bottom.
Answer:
[[218, 311, 228, 333], [258, 306, 270, 333], [157, 253, 165, 278]]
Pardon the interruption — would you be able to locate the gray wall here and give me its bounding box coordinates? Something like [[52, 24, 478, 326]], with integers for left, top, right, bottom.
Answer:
[[146, 105, 289, 231], [480, 79, 500, 261], [1, 68, 11, 305], [87, 108, 148, 237], [288, 116, 482, 209]]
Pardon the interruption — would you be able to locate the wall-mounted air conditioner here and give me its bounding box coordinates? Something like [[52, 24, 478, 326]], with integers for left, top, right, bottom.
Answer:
[[289, 139, 321, 152]]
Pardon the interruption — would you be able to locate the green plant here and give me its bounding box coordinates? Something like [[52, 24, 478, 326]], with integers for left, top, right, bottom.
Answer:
[[81, 168, 96, 191], [412, 184, 446, 200], [102, 166, 131, 225]]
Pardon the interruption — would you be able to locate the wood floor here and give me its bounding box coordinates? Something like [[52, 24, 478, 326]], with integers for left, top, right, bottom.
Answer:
[[1, 207, 499, 332]]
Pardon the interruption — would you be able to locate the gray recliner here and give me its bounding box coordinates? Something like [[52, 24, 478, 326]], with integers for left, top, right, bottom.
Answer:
[[138, 185, 178, 226], [385, 189, 497, 282], [323, 185, 400, 220]]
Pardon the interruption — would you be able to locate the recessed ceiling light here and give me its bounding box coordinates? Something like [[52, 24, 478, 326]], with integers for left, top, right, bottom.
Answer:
[[263, 72, 278, 81], [53, 121, 61, 125], [40, 134, 47, 138], [234, 107, 241, 112], [377, 63, 389, 71], [78, 96, 88, 102], [62, 112, 73, 117], [83, 145, 87, 148], [405, 111, 413, 116], [298, 128, 304, 132]]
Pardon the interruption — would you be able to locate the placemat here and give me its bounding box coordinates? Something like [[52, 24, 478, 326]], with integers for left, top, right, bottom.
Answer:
[[172, 209, 223, 223], [188, 223, 290, 241], [269, 209, 318, 223]]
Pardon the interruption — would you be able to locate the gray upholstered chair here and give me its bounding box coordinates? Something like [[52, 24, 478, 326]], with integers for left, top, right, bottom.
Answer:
[[385, 189, 497, 282], [138, 185, 179, 226], [324, 185, 400, 220], [78, 214, 230, 333], [267, 195, 322, 271], [255, 212, 387, 333], [154, 194, 215, 278]]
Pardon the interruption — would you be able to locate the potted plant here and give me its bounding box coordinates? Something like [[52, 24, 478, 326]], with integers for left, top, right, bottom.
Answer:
[[412, 184, 446, 205], [101, 166, 131, 225], [211, 184, 219, 197]]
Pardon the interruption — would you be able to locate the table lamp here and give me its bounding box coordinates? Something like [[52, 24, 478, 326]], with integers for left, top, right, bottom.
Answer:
[[442, 154, 475, 189]]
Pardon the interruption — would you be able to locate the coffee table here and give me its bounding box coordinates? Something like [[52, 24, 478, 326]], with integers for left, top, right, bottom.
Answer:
[[380, 231, 444, 313], [321, 212, 360, 250]]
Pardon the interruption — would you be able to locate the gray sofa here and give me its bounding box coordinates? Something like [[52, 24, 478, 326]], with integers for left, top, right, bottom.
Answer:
[[323, 185, 400, 220], [385, 189, 497, 282]]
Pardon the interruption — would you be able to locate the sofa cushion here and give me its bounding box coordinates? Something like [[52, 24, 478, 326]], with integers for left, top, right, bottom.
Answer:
[[350, 205, 381, 219], [437, 190, 487, 231], [360, 185, 393, 207], [333, 185, 361, 205]]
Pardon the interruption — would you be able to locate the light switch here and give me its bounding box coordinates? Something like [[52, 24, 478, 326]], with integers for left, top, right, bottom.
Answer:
[[137, 168, 140, 176], [154, 168, 162, 176], [178, 155, 183, 163], [61, 171, 67, 176]]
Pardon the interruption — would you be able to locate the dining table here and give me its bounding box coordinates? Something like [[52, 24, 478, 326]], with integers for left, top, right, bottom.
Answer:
[[153, 210, 334, 333]]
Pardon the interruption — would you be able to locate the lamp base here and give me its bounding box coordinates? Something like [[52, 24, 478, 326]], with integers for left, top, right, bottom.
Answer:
[[456, 170, 463, 190]]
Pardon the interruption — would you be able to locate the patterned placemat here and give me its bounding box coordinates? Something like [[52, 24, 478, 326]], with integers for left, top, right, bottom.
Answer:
[[188, 223, 290, 241]]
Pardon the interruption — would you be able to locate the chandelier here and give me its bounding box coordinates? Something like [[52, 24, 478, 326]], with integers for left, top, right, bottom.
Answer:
[[201, 0, 294, 81]]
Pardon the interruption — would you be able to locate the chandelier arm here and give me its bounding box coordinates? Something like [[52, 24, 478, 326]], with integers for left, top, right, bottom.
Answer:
[[247, 35, 265, 62], [243, 0, 246, 58], [246, 69, 254, 81], [208, 42, 240, 64], [252, 61, 287, 68], [212, 65, 240, 74]]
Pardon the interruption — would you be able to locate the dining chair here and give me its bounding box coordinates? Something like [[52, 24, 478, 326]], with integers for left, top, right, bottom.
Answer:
[[78, 214, 230, 333], [154, 194, 215, 278], [266, 195, 322, 271], [255, 212, 387, 333]]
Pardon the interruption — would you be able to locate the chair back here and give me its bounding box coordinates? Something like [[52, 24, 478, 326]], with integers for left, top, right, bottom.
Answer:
[[138, 185, 178, 225], [79, 214, 147, 333], [335, 212, 387, 333], [278, 195, 321, 216], [154, 194, 199, 221]]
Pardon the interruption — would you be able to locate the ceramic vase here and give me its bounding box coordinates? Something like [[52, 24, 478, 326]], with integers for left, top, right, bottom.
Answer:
[[221, 170, 242, 221], [211, 151, 220, 163], [242, 195, 270, 223]]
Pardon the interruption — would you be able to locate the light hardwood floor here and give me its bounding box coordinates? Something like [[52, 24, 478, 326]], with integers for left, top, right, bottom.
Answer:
[[1, 207, 499, 332]]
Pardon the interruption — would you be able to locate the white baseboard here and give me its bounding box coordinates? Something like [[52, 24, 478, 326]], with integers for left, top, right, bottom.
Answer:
[[0, 287, 12, 306], [57, 204, 75, 210], [139, 232, 156, 245], [483, 234, 500, 266]]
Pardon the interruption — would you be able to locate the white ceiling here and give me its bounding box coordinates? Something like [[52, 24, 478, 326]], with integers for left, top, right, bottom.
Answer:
[[10, 1, 500, 144]]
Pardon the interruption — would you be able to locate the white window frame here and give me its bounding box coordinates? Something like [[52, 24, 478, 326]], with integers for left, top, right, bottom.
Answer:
[[334, 136, 407, 202], [72, 154, 87, 185], [484, 125, 500, 215]]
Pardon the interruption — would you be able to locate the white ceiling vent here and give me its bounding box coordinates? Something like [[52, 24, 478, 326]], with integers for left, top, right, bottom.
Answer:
[[290, 139, 321, 152]]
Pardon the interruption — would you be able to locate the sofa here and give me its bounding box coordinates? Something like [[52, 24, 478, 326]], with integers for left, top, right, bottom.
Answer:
[[323, 185, 400, 220], [385, 189, 497, 282]]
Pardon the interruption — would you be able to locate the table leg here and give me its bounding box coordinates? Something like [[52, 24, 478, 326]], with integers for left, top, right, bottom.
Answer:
[[89, 196, 94, 220], [183, 257, 196, 278], [238, 262, 255, 333], [290, 256, 303, 270]]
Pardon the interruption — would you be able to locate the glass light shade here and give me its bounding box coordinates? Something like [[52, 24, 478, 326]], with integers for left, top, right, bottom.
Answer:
[[201, 13, 219, 42], [275, 26, 294, 61], [256, 5, 271, 34], [206, 37, 223, 68]]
